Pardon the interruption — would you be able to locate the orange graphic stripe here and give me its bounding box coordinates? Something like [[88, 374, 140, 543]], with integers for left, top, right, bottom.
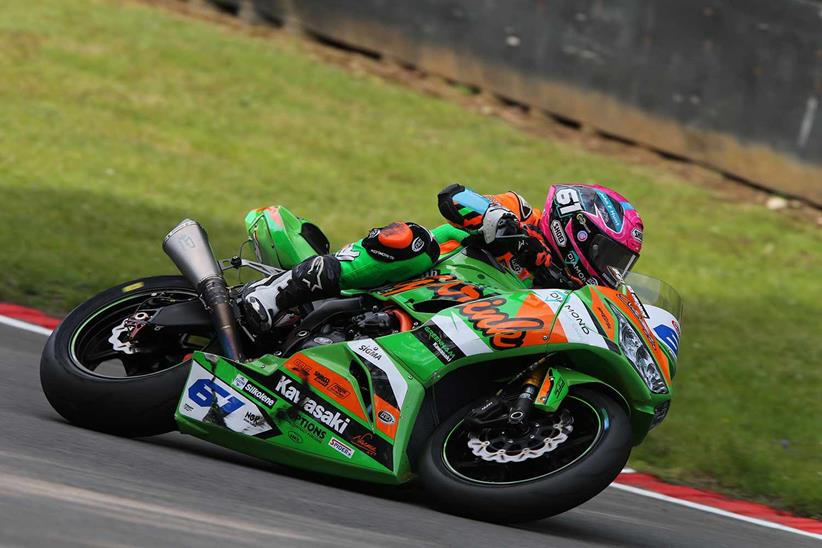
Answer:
[[285, 354, 367, 420]]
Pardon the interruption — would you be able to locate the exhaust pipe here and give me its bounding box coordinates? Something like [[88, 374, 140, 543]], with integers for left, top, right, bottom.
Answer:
[[163, 219, 244, 362]]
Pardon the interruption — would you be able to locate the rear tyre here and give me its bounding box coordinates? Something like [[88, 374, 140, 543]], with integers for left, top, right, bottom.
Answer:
[[419, 388, 632, 523], [40, 276, 212, 437]]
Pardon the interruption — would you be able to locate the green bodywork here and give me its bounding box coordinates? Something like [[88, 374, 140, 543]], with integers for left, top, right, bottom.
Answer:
[[175, 206, 677, 485]]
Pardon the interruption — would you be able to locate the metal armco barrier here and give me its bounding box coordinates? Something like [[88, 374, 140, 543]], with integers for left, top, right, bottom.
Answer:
[[246, 0, 822, 204]]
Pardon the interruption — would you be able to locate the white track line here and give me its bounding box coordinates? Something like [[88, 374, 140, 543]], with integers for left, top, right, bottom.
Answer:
[[0, 314, 819, 540], [0, 315, 54, 336], [609, 483, 821, 540]]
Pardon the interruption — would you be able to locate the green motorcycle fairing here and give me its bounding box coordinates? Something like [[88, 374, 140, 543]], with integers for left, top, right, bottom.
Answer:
[[175, 207, 679, 485]]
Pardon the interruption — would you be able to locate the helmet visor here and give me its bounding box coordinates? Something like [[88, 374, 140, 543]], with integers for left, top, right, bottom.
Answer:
[[589, 234, 638, 281]]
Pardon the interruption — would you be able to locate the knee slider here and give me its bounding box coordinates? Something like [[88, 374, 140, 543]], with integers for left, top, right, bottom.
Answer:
[[362, 222, 439, 263]]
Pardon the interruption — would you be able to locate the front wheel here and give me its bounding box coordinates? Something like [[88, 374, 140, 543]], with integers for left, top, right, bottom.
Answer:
[[419, 388, 632, 523]]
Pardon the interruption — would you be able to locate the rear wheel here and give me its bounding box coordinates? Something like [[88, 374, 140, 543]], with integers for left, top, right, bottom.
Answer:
[[40, 276, 215, 437], [419, 388, 632, 523]]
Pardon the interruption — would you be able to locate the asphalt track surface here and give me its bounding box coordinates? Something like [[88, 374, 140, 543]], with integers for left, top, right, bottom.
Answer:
[[0, 322, 816, 548]]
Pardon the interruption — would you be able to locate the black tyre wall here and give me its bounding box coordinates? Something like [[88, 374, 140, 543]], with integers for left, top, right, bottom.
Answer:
[[418, 388, 632, 523], [40, 276, 198, 437]]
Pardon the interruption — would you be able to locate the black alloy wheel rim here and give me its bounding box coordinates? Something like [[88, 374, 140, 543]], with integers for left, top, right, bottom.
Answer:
[[441, 396, 604, 485], [69, 289, 213, 379]]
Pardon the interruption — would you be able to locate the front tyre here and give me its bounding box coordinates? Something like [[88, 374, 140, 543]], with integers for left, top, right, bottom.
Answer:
[[40, 276, 211, 437], [419, 388, 632, 523]]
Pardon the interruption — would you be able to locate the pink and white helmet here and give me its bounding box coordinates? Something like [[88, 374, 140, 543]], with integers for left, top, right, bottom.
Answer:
[[539, 184, 643, 289]]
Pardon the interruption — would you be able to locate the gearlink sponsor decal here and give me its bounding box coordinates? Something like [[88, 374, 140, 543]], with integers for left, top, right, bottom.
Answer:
[[413, 324, 466, 364]]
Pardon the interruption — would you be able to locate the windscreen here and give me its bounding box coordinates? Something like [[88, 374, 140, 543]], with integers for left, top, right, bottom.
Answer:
[[624, 271, 684, 323]]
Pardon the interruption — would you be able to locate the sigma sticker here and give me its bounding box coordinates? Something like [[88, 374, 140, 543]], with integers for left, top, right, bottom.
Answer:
[[329, 437, 354, 459], [179, 363, 273, 436], [411, 237, 425, 253], [348, 340, 408, 408], [550, 219, 567, 246]]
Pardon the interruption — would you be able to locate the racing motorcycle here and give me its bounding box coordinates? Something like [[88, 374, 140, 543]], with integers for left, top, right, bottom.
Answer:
[[40, 205, 683, 522]]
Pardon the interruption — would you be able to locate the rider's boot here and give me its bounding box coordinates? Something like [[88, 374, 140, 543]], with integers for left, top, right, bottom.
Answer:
[[241, 255, 342, 334]]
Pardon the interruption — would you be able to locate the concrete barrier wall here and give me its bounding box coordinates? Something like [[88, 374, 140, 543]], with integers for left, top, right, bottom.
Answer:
[[246, 0, 822, 204]]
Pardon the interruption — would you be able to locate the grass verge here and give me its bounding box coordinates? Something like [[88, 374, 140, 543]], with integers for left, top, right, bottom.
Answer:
[[1, 0, 820, 516]]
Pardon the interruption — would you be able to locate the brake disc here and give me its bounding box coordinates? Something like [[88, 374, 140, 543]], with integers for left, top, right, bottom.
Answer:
[[467, 410, 574, 463], [107, 311, 153, 354]]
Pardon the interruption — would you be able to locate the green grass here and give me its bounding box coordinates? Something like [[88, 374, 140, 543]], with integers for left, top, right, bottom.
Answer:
[[2, 0, 820, 516]]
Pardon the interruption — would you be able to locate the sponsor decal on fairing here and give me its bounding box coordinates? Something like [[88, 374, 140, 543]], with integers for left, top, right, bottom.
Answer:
[[533, 289, 567, 312], [233, 373, 276, 408], [274, 375, 351, 435], [429, 312, 491, 358], [555, 295, 610, 350], [377, 409, 396, 425], [458, 298, 545, 350], [293, 415, 326, 441], [328, 437, 355, 459], [348, 339, 408, 408], [243, 366, 395, 469], [645, 305, 681, 357], [180, 363, 274, 436]]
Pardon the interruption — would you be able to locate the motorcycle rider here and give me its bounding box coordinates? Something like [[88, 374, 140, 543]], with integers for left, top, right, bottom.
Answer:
[[242, 183, 644, 334]]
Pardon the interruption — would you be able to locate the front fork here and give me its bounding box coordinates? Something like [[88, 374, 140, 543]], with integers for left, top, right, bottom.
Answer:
[[507, 359, 550, 425], [465, 356, 568, 431]]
